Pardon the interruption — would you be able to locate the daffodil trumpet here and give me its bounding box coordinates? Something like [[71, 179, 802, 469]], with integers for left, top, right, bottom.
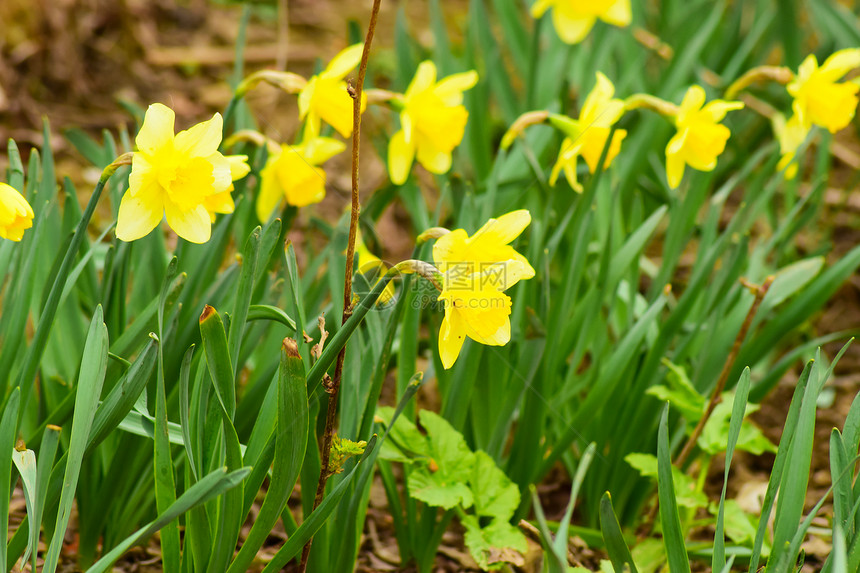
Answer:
[[724, 65, 793, 100]]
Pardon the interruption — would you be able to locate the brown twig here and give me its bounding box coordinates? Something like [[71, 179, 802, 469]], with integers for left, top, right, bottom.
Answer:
[[642, 275, 773, 531], [673, 275, 774, 469], [299, 0, 382, 569]]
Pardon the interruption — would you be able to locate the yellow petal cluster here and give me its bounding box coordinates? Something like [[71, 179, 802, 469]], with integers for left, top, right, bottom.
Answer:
[[203, 155, 250, 223], [0, 182, 34, 242], [256, 136, 345, 222], [388, 61, 478, 185], [771, 113, 808, 180], [117, 103, 231, 244], [787, 49, 860, 133], [665, 86, 743, 189], [432, 210, 535, 369], [298, 44, 368, 138], [531, 0, 631, 44], [549, 72, 627, 192]]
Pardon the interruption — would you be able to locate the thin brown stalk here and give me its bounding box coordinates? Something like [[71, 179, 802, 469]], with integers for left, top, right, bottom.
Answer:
[[299, 0, 382, 569], [642, 275, 773, 531], [673, 275, 774, 469]]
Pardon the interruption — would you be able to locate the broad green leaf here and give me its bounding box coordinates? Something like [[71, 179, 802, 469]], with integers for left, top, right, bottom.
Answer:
[[462, 514, 527, 570], [470, 451, 520, 521], [625, 453, 708, 509]]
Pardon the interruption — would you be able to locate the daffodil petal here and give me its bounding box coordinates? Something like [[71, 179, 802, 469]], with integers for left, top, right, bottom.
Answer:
[[256, 158, 283, 223], [820, 48, 860, 81], [136, 103, 175, 156], [298, 78, 315, 120], [116, 186, 163, 242], [678, 85, 706, 118], [665, 136, 686, 189], [165, 201, 211, 244], [552, 11, 595, 44], [439, 307, 467, 370], [388, 129, 416, 185], [304, 137, 346, 164], [434, 70, 479, 106], [322, 43, 364, 80], [416, 140, 452, 174], [174, 113, 223, 158], [472, 210, 531, 247], [433, 228, 470, 273], [530, 0, 553, 18], [407, 61, 437, 97], [227, 155, 251, 181], [601, 0, 632, 26], [701, 100, 744, 122]]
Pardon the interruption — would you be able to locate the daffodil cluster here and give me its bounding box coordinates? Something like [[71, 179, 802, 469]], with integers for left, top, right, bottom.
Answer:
[[503, 74, 743, 191], [727, 48, 860, 179]]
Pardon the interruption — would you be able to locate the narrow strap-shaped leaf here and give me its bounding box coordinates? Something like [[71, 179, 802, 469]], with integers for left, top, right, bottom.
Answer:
[[261, 436, 378, 573], [247, 304, 297, 332], [713, 368, 751, 571], [600, 492, 638, 573], [10, 448, 36, 570], [228, 226, 261, 369], [154, 258, 181, 572], [31, 424, 60, 571], [748, 359, 812, 572], [831, 429, 854, 541], [179, 346, 198, 478], [556, 443, 596, 556], [43, 306, 108, 573], [228, 338, 308, 573], [0, 387, 20, 573], [87, 467, 251, 573], [200, 305, 236, 420], [658, 404, 690, 573]]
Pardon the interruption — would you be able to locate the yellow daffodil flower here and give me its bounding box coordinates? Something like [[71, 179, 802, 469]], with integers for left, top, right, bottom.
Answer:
[[203, 155, 250, 222], [388, 61, 478, 185], [298, 44, 368, 138], [549, 72, 627, 192], [530, 0, 631, 45], [432, 210, 535, 369], [787, 49, 860, 133], [355, 231, 396, 306], [771, 113, 808, 180], [256, 136, 345, 222], [665, 86, 743, 189], [437, 259, 533, 369], [0, 182, 34, 242], [116, 103, 231, 244]]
